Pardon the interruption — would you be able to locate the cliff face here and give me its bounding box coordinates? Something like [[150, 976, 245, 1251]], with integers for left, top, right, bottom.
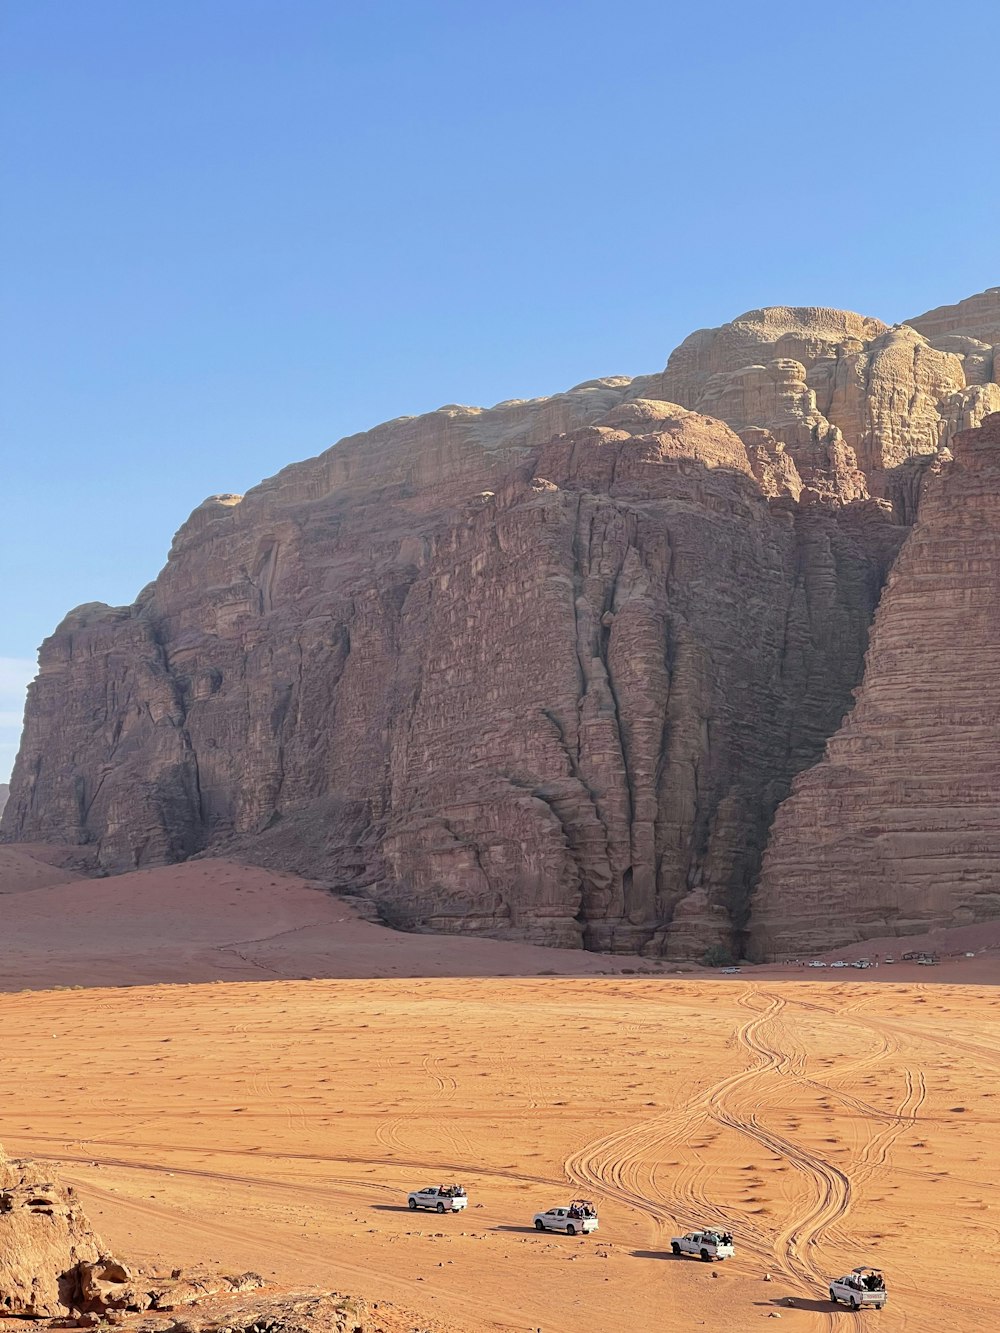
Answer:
[[5, 290, 999, 956], [749, 412, 1000, 957]]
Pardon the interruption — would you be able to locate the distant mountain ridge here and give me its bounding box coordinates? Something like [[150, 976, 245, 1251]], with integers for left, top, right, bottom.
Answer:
[[4, 287, 999, 958]]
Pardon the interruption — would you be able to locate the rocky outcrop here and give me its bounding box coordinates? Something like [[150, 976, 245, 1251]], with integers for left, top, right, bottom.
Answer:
[[750, 413, 1000, 957], [909, 286, 1000, 354], [639, 297, 1000, 503], [0, 1143, 272, 1320], [0, 784, 8, 818], [0, 1145, 104, 1316], [4, 291, 998, 957], [137, 1289, 424, 1333]]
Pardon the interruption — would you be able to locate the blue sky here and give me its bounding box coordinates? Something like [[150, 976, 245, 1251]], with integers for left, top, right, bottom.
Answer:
[[2, 0, 998, 781]]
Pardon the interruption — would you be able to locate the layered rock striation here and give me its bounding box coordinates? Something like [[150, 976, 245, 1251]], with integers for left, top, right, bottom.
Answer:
[[749, 413, 1000, 957], [5, 290, 999, 956], [637, 295, 1000, 501]]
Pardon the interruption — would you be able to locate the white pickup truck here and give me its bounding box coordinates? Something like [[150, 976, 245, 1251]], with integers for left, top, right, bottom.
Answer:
[[407, 1184, 467, 1213], [533, 1200, 598, 1234], [670, 1229, 735, 1261], [829, 1267, 887, 1309]]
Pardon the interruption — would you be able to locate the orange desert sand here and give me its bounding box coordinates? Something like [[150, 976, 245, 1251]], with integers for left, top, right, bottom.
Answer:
[[2, 851, 999, 1332]]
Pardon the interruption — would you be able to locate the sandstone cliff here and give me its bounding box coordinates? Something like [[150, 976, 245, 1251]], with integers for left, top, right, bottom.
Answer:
[[5, 290, 998, 957], [637, 295, 1000, 497], [749, 412, 1000, 958]]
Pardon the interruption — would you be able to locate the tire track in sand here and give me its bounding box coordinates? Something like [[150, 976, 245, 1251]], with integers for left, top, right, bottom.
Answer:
[[565, 983, 925, 1311], [563, 990, 790, 1265]]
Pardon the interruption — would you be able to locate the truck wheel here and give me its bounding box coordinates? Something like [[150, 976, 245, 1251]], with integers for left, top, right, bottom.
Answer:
[[566, 1224, 576, 1235], [535, 1219, 545, 1231], [436, 1202, 445, 1213], [408, 1199, 417, 1210], [850, 1298, 860, 1310], [671, 1242, 681, 1255], [700, 1248, 710, 1262], [829, 1290, 837, 1305]]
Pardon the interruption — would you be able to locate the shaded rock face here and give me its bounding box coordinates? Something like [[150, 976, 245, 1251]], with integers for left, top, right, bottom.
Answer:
[[0, 1145, 104, 1316], [750, 413, 1000, 958], [4, 291, 998, 957], [0, 784, 8, 818]]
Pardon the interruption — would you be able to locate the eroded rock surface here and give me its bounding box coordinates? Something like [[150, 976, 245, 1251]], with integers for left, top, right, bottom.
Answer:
[[137, 1288, 437, 1333], [4, 291, 999, 956], [751, 414, 1000, 957], [0, 1145, 103, 1316], [639, 296, 1000, 500]]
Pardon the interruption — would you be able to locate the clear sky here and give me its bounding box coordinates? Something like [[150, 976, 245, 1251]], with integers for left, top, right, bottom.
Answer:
[[2, 0, 998, 780]]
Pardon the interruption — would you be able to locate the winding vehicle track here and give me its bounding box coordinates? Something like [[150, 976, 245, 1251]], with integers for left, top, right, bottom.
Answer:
[[421, 1050, 476, 1161], [565, 983, 928, 1323]]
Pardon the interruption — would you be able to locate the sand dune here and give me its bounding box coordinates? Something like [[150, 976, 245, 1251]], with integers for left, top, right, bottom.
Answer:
[[2, 849, 996, 993], [0, 844, 85, 895], [0, 855, 695, 992]]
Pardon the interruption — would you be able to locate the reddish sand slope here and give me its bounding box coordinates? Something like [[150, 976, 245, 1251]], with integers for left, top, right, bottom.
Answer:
[[0, 856, 686, 991], [0, 845, 84, 894], [3, 849, 997, 993], [3, 976, 999, 1332]]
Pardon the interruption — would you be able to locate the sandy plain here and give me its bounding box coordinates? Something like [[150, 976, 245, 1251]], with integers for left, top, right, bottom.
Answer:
[[2, 853, 999, 1332]]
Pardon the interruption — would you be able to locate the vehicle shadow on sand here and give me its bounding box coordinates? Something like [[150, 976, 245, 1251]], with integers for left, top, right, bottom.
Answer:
[[371, 1204, 416, 1212], [755, 1299, 836, 1312], [631, 1249, 687, 1261], [495, 1224, 548, 1234]]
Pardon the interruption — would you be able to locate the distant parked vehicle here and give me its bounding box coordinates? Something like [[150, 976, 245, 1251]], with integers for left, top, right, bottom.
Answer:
[[808, 961, 827, 968], [830, 961, 849, 968], [533, 1200, 598, 1234], [829, 1265, 887, 1309], [720, 966, 741, 974], [852, 959, 872, 969], [407, 1184, 467, 1213], [883, 956, 895, 964], [670, 1228, 735, 1261]]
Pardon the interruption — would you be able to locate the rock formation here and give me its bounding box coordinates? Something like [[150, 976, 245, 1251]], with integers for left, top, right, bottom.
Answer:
[[138, 1289, 427, 1333], [0, 784, 8, 818], [4, 289, 999, 957], [0, 1144, 104, 1316], [749, 413, 1000, 957], [637, 296, 1000, 499], [0, 1147, 385, 1333]]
